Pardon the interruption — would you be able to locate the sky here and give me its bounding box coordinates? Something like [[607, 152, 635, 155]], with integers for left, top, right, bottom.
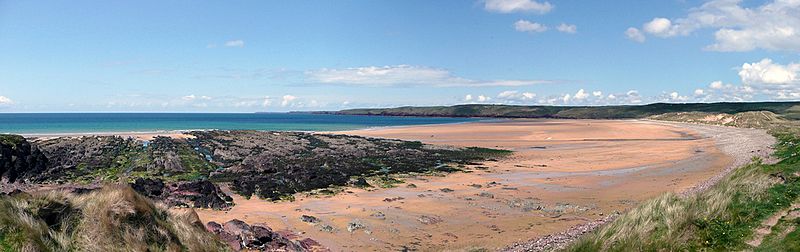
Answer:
[[1, 0, 799, 112]]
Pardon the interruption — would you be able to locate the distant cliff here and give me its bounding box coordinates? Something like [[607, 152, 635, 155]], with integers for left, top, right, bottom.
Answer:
[[325, 102, 800, 120]]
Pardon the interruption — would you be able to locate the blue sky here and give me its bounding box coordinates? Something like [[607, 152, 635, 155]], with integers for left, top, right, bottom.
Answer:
[[1, 0, 799, 112]]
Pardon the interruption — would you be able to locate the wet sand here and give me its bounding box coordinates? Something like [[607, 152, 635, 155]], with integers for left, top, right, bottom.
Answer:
[[195, 119, 763, 251]]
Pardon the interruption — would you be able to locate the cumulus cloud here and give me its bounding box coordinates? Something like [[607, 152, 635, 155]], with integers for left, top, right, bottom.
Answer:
[[281, 95, 297, 107], [694, 89, 705, 95], [556, 23, 577, 34], [573, 89, 589, 100], [477, 95, 490, 102], [0, 96, 13, 106], [630, 0, 800, 51], [484, 0, 553, 14], [306, 65, 552, 87], [739, 58, 799, 85], [496, 90, 536, 103], [224, 40, 245, 48], [643, 18, 673, 36], [625, 27, 646, 42], [668, 91, 689, 101], [709, 81, 726, 89], [732, 58, 800, 99], [514, 20, 548, 33]]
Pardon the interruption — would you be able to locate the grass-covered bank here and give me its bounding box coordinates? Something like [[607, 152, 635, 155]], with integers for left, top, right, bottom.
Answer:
[[0, 186, 228, 252], [564, 133, 800, 251]]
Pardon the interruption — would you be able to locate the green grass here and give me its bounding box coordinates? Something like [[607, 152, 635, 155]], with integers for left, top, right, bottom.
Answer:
[[565, 132, 800, 251], [756, 218, 800, 251], [0, 186, 229, 252], [0, 134, 25, 146]]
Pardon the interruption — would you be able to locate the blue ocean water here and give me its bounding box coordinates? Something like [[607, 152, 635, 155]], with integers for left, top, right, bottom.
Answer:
[[0, 113, 479, 134]]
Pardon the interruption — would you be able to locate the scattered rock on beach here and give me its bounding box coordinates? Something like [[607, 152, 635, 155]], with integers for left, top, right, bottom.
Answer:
[[347, 219, 366, 233], [417, 215, 443, 225], [207, 219, 327, 251], [300, 215, 321, 224]]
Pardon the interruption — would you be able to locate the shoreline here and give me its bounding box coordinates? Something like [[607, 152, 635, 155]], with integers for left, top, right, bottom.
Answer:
[[196, 119, 756, 251], [11, 119, 497, 139], [503, 120, 776, 252]]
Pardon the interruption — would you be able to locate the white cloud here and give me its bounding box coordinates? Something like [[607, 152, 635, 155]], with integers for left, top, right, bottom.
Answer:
[[556, 23, 577, 34], [496, 90, 536, 102], [484, 0, 553, 14], [709, 81, 725, 89], [306, 65, 552, 87], [694, 89, 705, 95], [643, 18, 673, 36], [630, 0, 800, 51], [281, 95, 297, 107], [625, 27, 646, 42], [262, 96, 272, 107], [514, 20, 548, 33], [182, 95, 212, 101], [224, 40, 245, 48], [607, 94, 616, 100], [0, 96, 13, 106], [477, 95, 490, 102], [562, 94, 571, 103], [464, 94, 474, 101], [668, 91, 688, 101], [739, 58, 799, 85], [522, 92, 536, 99], [592, 91, 603, 97], [573, 89, 589, 100]]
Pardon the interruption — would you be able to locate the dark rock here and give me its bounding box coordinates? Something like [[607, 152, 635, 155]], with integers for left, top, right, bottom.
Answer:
[[205, 221, 223, 233], [131, 178, 165, 197], [300, 215, 320, 224], [0, 134, 49, 183], [209, 219, 313, 251], [130, 178, 233, 210], [299, 238, 325, 250], [175, 180, 233, 210], [223, 219, 251, 237]]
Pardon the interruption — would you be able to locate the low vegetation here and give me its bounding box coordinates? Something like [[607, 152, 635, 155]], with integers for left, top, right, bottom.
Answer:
[[0, 186, 228, 252], [564, 123, 800, 251], [329, 102, 800, 120]]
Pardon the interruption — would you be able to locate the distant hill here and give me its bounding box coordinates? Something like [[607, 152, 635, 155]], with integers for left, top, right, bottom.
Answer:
[[327, 102, 800, 120]]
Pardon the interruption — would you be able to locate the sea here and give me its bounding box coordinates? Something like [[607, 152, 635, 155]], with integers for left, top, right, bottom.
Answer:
[[0, 113, 480, 135]]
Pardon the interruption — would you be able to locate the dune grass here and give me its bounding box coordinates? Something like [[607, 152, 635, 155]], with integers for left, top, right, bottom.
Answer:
[[564, 133, 800, 251], [0, 185, 228, 252]]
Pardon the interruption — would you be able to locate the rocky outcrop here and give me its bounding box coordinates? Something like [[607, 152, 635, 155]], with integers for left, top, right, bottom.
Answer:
[[206, 219, 327, 251], [190, 130, 507, 200], [0, 134, 49, 183], [131, 178, 234, 210]]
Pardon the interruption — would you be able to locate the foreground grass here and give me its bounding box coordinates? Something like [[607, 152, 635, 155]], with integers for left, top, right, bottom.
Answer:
[[0, 186, 228, 252], [565, 133, 800, 251]]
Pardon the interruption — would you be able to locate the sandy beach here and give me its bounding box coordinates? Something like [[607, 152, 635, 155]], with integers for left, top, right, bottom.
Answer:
[[194, 119, 774, 251]]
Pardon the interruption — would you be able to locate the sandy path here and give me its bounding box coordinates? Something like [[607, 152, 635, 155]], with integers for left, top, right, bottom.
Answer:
[[195, 119, 772, 251]]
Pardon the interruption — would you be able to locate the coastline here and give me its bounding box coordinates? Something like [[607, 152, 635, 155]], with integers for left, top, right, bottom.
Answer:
[[12, 118, 498, 139], [195, 119, 765, 250]]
